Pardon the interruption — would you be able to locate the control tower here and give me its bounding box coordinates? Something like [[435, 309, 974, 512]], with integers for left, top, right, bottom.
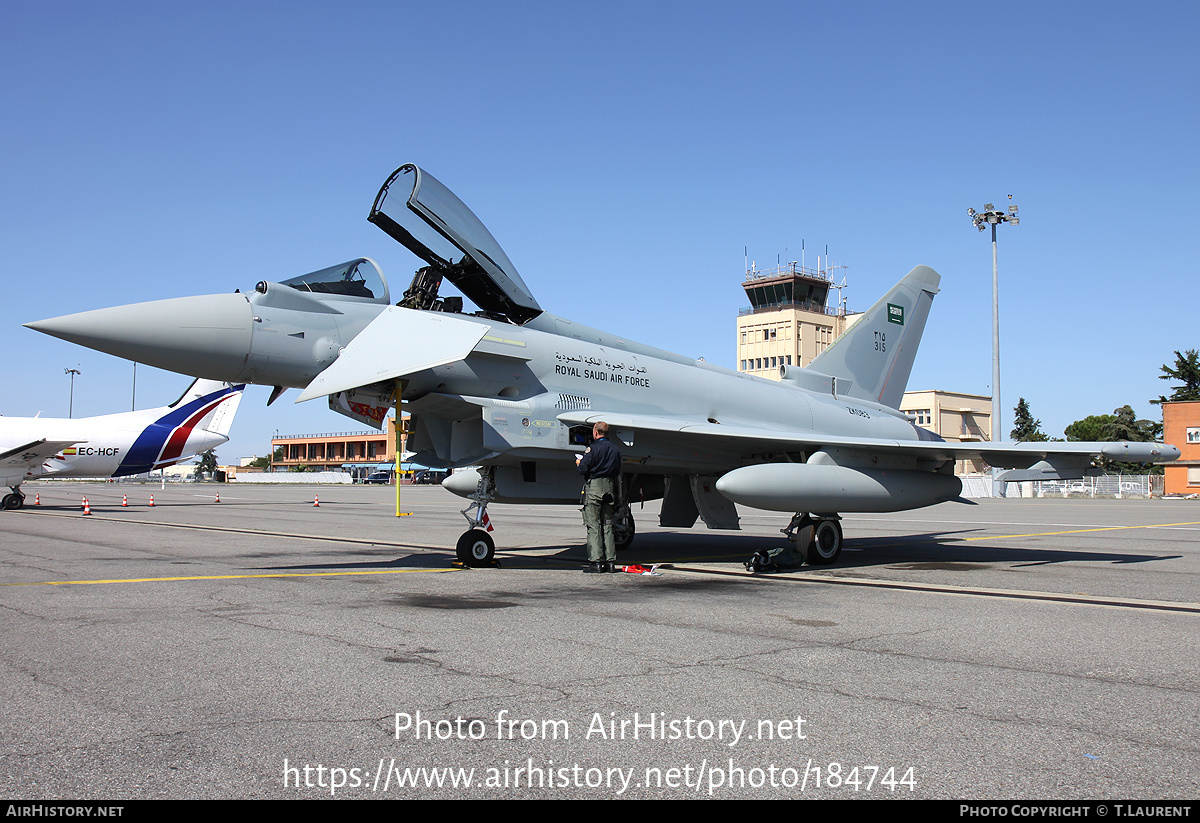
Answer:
[[736, 260, 857, 378]]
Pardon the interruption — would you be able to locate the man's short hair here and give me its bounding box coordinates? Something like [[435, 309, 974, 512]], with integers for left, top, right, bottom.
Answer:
[[593, 421, 609, 436]]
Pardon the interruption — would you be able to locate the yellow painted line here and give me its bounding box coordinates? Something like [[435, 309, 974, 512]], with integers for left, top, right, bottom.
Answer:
[[955, 520, 1200, 543], [5, 568, 458, 587]]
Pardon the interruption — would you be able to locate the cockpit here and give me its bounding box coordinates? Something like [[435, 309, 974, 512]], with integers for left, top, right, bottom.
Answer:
[[278, 258, 389, 304], [368, 164, 543, 325]]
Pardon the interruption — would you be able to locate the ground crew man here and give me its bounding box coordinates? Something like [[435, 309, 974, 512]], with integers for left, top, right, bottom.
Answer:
[[576, 421, 622, 573]]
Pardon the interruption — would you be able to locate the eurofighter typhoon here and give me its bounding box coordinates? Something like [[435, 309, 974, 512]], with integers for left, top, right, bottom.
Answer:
[[25, 164, 1180, 564]]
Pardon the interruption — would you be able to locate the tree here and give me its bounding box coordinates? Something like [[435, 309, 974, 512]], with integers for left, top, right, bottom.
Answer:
[[1064, 414, 1115, 443], [1109, 404, 1161, 442], [193, 449, 218, 480], [1063, 407, 1163, 474], [1110, 405, 1163, 473], [1152, 349, 1200, 404], [1010, 397, 1048, 441]]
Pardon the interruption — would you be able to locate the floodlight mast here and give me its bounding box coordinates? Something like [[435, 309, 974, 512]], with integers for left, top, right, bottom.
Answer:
[[64, 367, 81, 419], [968, 200, 1019, 441]]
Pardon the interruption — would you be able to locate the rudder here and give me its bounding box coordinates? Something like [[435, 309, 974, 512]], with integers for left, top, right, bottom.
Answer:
[[808, 265, 940, 409]]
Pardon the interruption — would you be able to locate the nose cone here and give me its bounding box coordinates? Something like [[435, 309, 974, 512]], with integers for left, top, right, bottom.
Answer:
[[26, 294, 254, 382], [441, 469, 479, 498]]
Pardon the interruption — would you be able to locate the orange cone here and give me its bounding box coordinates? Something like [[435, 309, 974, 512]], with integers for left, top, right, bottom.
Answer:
[[33, 493, 39, 506], [215, 491, 221, 503], [149, 495, 155, 507], [82, 499, 91, 516], [122, 494, 128, 507], [313, 495, 320, 507]]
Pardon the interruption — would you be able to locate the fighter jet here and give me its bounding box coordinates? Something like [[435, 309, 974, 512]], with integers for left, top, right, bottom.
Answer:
[[26, 164, 1180, 563], [0, 378, 244, 509]]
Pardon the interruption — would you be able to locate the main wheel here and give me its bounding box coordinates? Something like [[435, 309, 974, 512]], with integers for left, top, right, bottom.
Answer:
[[614, 512, 635, 551], [2, 493, 22, 511], [808, 518, 843, 565], [456, 529, 496, 566]]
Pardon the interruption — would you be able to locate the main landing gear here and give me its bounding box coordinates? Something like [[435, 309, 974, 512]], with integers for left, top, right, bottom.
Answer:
[[2, 487, 25, 511], [613, 479, 635, 551], [456, 468, 497, 566], [782, 513, 843, 565]]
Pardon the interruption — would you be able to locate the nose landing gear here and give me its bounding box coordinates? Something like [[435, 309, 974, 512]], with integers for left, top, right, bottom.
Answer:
[[456, 467, 498, 566]]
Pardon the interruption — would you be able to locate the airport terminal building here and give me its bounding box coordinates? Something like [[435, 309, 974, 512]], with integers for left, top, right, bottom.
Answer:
[[270, 416, 405, 480]]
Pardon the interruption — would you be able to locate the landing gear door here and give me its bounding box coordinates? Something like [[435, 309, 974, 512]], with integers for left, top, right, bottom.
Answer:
[[369, 164, 543, 325]]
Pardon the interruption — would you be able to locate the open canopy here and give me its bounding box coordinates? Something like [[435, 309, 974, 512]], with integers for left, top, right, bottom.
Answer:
[[368, 164, 542, 324]]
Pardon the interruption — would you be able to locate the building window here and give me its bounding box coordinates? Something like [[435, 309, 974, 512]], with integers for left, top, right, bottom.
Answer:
[[1188, 467, 1200, 486], [1187, 427, 1200, 444], [914, 409, 932, 426]]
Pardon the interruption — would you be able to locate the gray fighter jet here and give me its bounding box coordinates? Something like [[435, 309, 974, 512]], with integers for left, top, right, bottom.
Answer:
[[26, 164, 1181, 565]]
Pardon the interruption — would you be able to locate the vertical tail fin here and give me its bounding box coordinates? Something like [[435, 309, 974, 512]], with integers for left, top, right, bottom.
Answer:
[[116, 380, 246, 475], [165, 379, 244, 435], [199, 385, 244, 436], [808, 265, 940, 409]]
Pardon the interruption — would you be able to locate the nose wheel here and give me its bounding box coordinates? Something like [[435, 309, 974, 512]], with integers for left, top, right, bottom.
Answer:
[[456, 529, 496, 565], [3, 489, 25, 510]]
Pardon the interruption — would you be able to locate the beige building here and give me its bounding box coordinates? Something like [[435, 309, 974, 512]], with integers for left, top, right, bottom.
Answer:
[[736, 263, 859, 374], [736, 262, 991, 473], [899, 390, 991, 474]]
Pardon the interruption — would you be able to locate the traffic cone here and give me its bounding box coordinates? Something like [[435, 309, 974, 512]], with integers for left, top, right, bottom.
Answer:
[[215, 491, 221, 503], [82, 499, 91, 516], [122, 494, 128, 507], [149, 495, 154, 507], [313, 495, 320, 507], [33, 493, 39, 506]]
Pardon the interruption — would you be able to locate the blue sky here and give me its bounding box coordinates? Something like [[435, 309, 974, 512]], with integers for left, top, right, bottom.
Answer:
[[2, 1, 1196, 460]]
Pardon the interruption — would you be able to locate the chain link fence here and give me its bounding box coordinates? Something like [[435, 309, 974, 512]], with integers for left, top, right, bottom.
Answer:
[[961, 475, 1163, 498]]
